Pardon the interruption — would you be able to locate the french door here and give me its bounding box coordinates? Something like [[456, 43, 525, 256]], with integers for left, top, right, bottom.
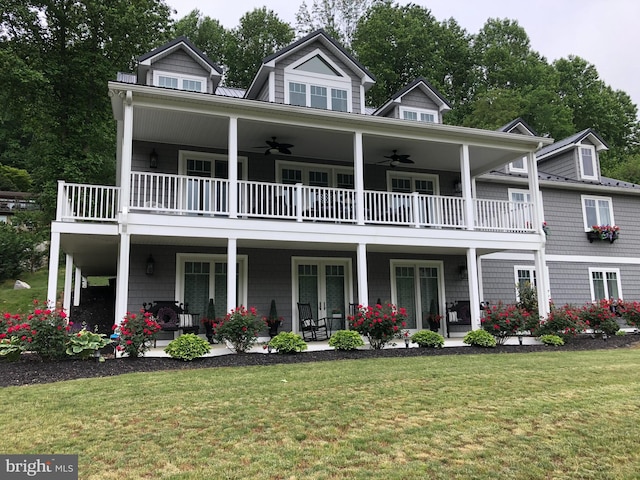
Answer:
[[391, 261, 444, 331], [295, 258, 351, 330]]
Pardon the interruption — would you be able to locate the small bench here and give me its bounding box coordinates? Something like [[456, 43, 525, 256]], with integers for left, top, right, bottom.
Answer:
[[144, 300, 200, 345]]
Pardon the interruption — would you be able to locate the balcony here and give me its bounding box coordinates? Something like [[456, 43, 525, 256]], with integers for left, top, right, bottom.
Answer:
[[56, 173, 536, 233]]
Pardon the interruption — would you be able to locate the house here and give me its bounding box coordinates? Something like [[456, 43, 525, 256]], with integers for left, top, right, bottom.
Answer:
[[47, 31, 554, 340], [477, 123, 640, 308]]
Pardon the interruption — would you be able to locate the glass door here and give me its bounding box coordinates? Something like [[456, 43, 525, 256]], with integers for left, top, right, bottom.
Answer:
[[393, 262, 443, 331], [296, 260, 349, 332]]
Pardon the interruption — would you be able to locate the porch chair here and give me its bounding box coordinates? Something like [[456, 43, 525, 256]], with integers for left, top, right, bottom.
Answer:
[[297, 302, 329, 341]]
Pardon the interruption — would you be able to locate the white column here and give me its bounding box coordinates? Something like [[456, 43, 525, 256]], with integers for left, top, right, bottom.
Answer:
[[227, 237, 237, 312], [63, 254, 73, 314], [353, 131, 365, 225], [527, 149, 549, 319], [74, 267, 82, 307], [534, 247, 550, 319], [460, 144, 474, 230], [228, 116, 238, 219], [466, 248, 481, 330], [120, 91, 134, 214], [356, 243, 368, 306], [526, 150, 544, 231], [47, 231, 61, 309], [477, 255, 484, 304], [114, 232, 131, 326]]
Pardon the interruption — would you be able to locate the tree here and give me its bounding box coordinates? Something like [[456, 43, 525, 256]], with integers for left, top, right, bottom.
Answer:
[[0, 164, 32, 191], [352, 1, 473, 110], [0, 0, 174, 218], [295, 0, 375, 48], [224, 8, 294, 89], [172, 9, 228, 63]]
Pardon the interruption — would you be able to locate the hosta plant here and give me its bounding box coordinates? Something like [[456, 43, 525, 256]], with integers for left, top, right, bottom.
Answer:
[[328, 330, 364, 351], [348, 303, 408, 349], [410, 330, 445, 348], [539, 334, 565, 346], [463, 329, 497, 348], [66, 327, 111, 359], [0, 336, 25, 362], [165, 333, 211, 361], [268, 331, 308, 353], [213, 306, 263, 353]]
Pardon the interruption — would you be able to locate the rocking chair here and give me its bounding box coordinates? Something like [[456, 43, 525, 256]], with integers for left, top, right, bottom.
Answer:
[[297, 302, 329, 341]]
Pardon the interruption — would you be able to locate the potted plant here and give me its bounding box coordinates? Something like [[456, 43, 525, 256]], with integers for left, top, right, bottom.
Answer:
[[201, 299, 216, 344], [263, 299, 283, 338], [587, 225, 619, 243]]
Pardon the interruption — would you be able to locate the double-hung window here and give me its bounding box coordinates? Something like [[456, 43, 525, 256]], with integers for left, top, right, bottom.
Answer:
[[579, 145, 598, 181], [582, 195, 614, 230], [285, 51, 352, 112], [589, 268, 621, 301], [400, 106, 439, 124]]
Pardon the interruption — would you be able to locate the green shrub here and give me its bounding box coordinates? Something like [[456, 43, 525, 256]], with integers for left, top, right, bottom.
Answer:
[[268, 332, 308, 353], [463, 329, 496, 348], [66, 327, 111, 359], [539, 334, 565, 346], [615, 330, 627, 336], [410, 330, 444, 348], [328, 330, 364, 350], [164, 334, 211, 361]]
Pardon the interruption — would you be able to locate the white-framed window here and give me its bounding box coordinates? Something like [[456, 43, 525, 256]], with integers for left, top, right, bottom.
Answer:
[[388, 171, 439, 195], [153, 70, 206, 93], [175, 253, 248, 319], [589, 268, 621, 301], [284, 50, 352, 112], [578, 145, 598, 181], [399, 106, 439, 124], [509, 156, 528, 173], [277, 160, 353, 188], [581, 195, 614, 230], [508, 188, 531, 204], [514, 266, 536, 301]]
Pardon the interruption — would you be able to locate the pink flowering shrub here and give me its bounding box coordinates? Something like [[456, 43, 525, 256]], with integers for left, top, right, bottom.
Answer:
[[348, 303, 407, 349], [537, 304, 583, 340], [212, 306, 263, 353], [616, 300, 640, 328], [24, 301, 72, 361], [578, 299, 619, 335], [115, 310, 161, 358], [481, 302, 529, 344]]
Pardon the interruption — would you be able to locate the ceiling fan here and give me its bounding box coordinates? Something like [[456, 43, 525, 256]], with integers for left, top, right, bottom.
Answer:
[[255, 137, 294, 155], [378, 150, 414, 167]]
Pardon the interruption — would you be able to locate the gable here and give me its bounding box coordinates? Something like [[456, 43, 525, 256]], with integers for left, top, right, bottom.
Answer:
[[373, 78, 451, 122]]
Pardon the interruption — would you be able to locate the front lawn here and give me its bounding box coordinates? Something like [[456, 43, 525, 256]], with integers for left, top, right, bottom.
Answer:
[[1, 348, 639, 479]]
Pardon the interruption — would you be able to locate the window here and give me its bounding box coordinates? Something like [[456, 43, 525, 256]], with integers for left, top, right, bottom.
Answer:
[[589, 268, 621, 301], [579, 145, 598, 180], [153, 70, 206, 93], [514, 267, 536, 301], [284, 51, 352, 112], [509, 188, 531, 204], [581, 195, 613, 230], [389, 172, 438, 195], [509, 156, 528, 173], [400, 106, 439, 124]]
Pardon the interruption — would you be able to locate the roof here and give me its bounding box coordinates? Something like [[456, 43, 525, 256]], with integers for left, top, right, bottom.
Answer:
[[537, 128, 608, 161], [498, 117, 537, 136], [373, 77, 452, 117], [245, 29, 375, 99], [138, 36, 223, 75]]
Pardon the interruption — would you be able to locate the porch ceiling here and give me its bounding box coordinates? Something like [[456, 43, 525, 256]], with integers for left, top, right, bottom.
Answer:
[[131, 102, 539, 176], [60, 234, 119, 276]]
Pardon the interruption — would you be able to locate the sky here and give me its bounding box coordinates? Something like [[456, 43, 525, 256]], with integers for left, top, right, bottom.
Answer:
[[166, 0, 639, 111]]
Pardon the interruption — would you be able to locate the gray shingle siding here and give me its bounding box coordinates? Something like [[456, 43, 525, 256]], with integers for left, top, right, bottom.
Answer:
[[539, 150, 578, 180], [150, 50, 213, 93]]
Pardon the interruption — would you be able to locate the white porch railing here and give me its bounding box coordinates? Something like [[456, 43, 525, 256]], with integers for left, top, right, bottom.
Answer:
[[56, 175, 537, 233], [58, 182, 120, 221]]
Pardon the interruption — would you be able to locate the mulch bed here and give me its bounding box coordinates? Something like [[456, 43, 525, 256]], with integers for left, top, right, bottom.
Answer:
[[2, 334, 639, 388]]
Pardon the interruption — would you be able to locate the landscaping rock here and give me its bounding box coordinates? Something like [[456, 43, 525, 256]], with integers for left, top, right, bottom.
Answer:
[[13, 280, 31, 290]]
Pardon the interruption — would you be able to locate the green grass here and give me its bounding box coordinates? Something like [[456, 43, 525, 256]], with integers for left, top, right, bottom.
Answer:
[[2, 348, 640, 479], [0, 268, 64, 314]]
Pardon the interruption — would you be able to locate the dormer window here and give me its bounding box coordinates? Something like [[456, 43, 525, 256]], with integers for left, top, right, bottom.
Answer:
[[579, 145, 598, 181], [509, 156, 528, 173], [153, 70, 206, 93], [399, 106, 439, 124], [284, 51, 352, 112]]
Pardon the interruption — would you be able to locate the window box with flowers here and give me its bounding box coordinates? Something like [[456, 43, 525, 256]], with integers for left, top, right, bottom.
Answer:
[[587, 225, 619, 243]]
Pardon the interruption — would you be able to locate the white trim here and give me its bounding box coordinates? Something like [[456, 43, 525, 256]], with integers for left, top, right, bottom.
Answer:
[[174, 253, 248, 315], [399, 106, 440, 124], [508, 187, 531, 203], [588, 267, 622, 301], [581, 194, 614, 231], [578, 145, 598, 181], [508, 156, 528, 173], [152, 69, 207, 93], [389, 259, 445, 331], [484, 251, 640, 265]]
